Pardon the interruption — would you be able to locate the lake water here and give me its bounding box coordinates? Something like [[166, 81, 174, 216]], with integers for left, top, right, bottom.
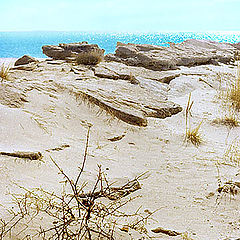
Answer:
[[0, 31, 240, 58]]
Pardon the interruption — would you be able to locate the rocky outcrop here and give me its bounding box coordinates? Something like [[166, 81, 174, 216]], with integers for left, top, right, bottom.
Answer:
[[8, 57, 183, 126], [14, 55, 39, 66], [105, 39, 236, 71], [60, 76, 182, 126], [42, 42, 105, 60]]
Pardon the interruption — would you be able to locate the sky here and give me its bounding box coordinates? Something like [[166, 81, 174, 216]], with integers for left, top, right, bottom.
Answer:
[[1, 0, 240, 32]]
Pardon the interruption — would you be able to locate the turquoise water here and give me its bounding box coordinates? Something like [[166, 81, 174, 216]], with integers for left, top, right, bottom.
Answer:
[[1, 31, 240, 58]]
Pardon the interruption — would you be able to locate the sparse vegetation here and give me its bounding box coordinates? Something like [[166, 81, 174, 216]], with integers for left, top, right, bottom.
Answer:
[[224, 138, 240, 167], [0, 63, 10, 81], [215, 163, 240, 205], [185, 93, 203, 146], [215, 66, 240, 127], [181, 232, 195, 240], [0, 126, 155, 239], [185, 122, 202, 146], [218, 56, 240, 111], [76, 50, 103, 65], [226, 64, 240, 111], [212, 113, 239, 128]]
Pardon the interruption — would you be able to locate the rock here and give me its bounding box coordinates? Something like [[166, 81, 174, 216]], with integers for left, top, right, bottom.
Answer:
[[12, 62, 37, 71], [93, 61, 180, 84], [105, 39, 236, 71], [14, 55, 39, 66], [61, 77, 182, 126], [42, 45, 70, 60], [93, 63, 139, 84], [8, 53, 183, 126], [42, 42, 105, 60], [28, 59, 182, 126]]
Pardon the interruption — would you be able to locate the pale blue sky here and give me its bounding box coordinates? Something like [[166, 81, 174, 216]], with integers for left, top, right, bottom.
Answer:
[[1, 0, 240, 32]]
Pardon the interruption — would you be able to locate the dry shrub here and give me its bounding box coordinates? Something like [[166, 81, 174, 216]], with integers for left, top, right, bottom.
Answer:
[[185, 93, 203, 146], [0, 63, 10, 81], [76, 50, 103, 65], [0, 126, 154, 240]]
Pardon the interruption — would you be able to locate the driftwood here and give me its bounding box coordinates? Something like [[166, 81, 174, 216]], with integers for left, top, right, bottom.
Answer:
[[0, 151, 42, 160], [78, 178, 141, 201], [46, 144, 70, 152], [108, 134, 125, 142], [151, 227, 181, 236]]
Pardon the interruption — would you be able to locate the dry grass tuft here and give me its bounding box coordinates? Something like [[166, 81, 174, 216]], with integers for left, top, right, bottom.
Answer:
[[0, 63, 10, 81], [212, 114, 239, 128], [215, 163, 240, 205], [224, 138, 240, 167], [186, 121, 203, 147], [181, 232, 195, 240], [76, 50, 103, 65], [226, 64, 240, 111], [185, 93, 203, 146], [221, 115, 239, 127]]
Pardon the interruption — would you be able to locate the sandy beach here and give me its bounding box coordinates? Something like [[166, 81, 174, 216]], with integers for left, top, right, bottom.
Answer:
[[0, 40, 240, 239]]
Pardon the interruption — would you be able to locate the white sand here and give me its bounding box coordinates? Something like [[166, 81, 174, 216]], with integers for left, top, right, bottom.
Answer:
[[0, 58, 240, 239]]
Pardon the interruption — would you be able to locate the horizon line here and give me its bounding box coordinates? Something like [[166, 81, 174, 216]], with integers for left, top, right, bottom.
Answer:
[[1, 30, 240, 34]]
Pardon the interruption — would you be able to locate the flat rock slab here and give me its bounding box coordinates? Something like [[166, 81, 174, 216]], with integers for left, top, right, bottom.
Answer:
[[59, 77, 182, 126], [94, 61, 180, 83], [105, 39, 236, 71]]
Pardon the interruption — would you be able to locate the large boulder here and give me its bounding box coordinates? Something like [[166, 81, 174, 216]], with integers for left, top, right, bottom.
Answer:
[[42, 42, 105, 60], [105, 39, 237, 71], [14, 55, 39, 66]]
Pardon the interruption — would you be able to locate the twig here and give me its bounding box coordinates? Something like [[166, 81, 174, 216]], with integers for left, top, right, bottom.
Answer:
[[75, 125, 91, 186]]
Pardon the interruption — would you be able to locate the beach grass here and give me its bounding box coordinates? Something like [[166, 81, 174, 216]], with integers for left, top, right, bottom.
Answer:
[[186, 122, 202, 146], [212, 113, 239, 128], [223, 138, 240, 167], [0, 63, 10, 81], [226, 64, 240, 111], [185, 93, 203, 146]]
